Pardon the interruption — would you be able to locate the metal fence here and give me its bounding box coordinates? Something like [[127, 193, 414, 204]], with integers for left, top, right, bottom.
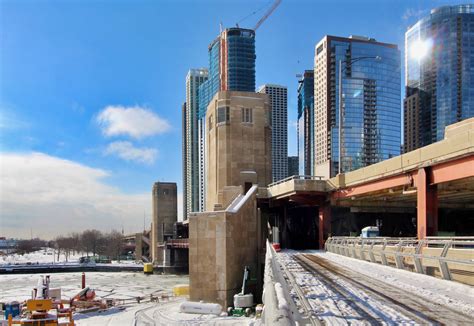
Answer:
[[324, 236, 474, 285]]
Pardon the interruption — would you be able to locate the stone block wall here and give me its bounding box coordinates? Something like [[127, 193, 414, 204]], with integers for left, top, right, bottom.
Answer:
[[189, 186, 258, 307]]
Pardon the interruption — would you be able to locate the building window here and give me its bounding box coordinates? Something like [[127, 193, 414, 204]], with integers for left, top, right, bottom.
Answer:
[[241, 108, 253, 123], [217, 106, 230, 124], [208, 115, 213, 131]]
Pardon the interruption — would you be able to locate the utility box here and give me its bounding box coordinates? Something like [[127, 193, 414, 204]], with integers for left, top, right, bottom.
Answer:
[[143, 263, 154, 274], [361, 226, 379, 238]]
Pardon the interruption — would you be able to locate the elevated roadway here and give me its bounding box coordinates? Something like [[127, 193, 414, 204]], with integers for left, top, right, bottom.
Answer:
[[263, 118, 474, 247]]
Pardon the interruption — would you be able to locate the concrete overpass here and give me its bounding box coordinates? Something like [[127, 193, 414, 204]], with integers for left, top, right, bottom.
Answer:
[[264, 118, 474, 248]]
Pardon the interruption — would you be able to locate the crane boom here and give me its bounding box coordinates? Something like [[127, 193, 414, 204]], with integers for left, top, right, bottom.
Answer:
[[253, 0, 281, 31]]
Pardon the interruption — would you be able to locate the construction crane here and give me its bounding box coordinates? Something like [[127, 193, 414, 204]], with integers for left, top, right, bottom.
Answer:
[[253, 0, 281, 31], [236, 0, 282, 31]]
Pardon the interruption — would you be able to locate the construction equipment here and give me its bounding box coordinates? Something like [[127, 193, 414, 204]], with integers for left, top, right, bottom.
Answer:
[[253, 0, 281, 31], [235, 0, 282, 31], [229, 266, 254, 317]]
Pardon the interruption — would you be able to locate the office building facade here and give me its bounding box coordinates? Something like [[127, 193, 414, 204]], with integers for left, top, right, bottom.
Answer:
[[258, 84, 288, 182], [297, 70, 314, 176], [287, 156, 299, 177], [404, 5, 474, 152], [198, 27, 256, 120], [314, 35, 401, 178], [183, 69, 208, 219]]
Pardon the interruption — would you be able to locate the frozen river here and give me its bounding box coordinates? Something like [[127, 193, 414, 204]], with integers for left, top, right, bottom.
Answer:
[[0, 272, 189, 325], [0, 272, 253, 325]]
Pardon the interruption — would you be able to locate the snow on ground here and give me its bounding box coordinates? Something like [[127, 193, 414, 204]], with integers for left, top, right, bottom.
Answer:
[[0, 248, 83, 265], [0, 272, 186, 303], [277, 250, 415, 324], [308, 250, 474, 317], [0, 248, 143, 267], [0, 272, 257, 325]]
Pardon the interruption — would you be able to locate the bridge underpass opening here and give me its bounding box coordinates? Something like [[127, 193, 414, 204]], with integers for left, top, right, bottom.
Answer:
[[270, 202, 319, 250]]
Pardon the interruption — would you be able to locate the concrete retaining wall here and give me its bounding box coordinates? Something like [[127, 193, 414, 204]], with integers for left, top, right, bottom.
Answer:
[[262, 242, 293, 325]]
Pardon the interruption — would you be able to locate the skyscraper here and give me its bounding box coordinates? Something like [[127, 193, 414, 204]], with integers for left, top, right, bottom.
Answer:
[[297, 70, 314, 176], [182, 102, 187, 218], [314, 35, 401, 178], [195, 27, 257, 209], [404, 5, 474, 152], [287, 156, 299, 177], [184, 69, 208, 219], [258, 84, 288, 182], [198, 27, 256, 120]]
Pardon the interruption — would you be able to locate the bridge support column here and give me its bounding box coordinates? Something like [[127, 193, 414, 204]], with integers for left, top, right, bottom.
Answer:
[[417, 168, 438, 239], [318, 204, 331, 249]]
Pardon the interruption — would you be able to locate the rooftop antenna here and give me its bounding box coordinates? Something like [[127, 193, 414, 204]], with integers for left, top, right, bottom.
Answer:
[[219, 22, 223, 33]]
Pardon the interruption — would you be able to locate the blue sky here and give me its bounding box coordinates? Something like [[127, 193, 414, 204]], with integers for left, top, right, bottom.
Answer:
[[0, 0, 460, 238]]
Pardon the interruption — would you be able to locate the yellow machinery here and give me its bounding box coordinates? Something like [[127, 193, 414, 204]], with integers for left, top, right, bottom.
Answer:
[[7, 299, 74, 326]]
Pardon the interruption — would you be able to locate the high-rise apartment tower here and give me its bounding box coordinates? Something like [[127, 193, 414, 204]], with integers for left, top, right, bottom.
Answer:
[[183, 69, 208, 219], [314, 35, 401, 178], [258, 84, 288, 182], [404, 5, 474, 152]]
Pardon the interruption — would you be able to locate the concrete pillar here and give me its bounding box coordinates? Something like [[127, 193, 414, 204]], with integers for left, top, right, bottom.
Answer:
[[318, 204, 331, 249], [417, 168, 438, 239]]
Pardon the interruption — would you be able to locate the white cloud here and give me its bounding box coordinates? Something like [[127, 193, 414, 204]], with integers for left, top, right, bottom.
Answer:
[[96, 105, 171, 139], [0, 152, 151, 239], [402, 8, 425, 21], [0, 109, 29, 131], [105, 141, 157, 165]]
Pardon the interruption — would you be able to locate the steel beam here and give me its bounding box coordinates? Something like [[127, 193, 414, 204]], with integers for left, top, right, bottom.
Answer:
[[332, 172, 415, 200], [318, 204, 331, 249], [417, 168, 438, 239], [430, 155, 474, 185]]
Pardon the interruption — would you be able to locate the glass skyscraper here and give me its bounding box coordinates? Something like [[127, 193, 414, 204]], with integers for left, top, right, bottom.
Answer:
[[404, 5, 474, 152], [198, 28, 256, 119], [314, 35, 401, 178], [297, 70, 314, 176]]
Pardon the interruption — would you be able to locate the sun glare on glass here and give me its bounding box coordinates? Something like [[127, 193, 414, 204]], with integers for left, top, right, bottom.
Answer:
[[410, 38, 432, 60]]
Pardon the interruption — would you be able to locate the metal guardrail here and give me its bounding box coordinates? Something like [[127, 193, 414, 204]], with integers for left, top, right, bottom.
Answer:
[[268, 175, 324, 187], [166, 239, 189, 249], [324, 236, 474, 284]]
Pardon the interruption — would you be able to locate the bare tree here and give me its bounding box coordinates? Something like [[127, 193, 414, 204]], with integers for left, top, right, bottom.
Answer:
[[69, 233, 81, 255], [104, 230, 124, 262], [80, 229, 103, 257], [17, 240, 34, 254]]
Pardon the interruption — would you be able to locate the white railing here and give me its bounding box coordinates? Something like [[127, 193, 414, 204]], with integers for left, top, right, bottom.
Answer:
[[324, 236, 474, 285]]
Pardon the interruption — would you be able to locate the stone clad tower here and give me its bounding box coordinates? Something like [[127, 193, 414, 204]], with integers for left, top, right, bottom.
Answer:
[[205, 91, 272, 210], [189, 90, 271, 307], [151, 182, 177, 264]]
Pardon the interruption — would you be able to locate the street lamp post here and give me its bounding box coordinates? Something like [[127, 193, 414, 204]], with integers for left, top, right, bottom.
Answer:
[[338, 56, 381, 175]]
